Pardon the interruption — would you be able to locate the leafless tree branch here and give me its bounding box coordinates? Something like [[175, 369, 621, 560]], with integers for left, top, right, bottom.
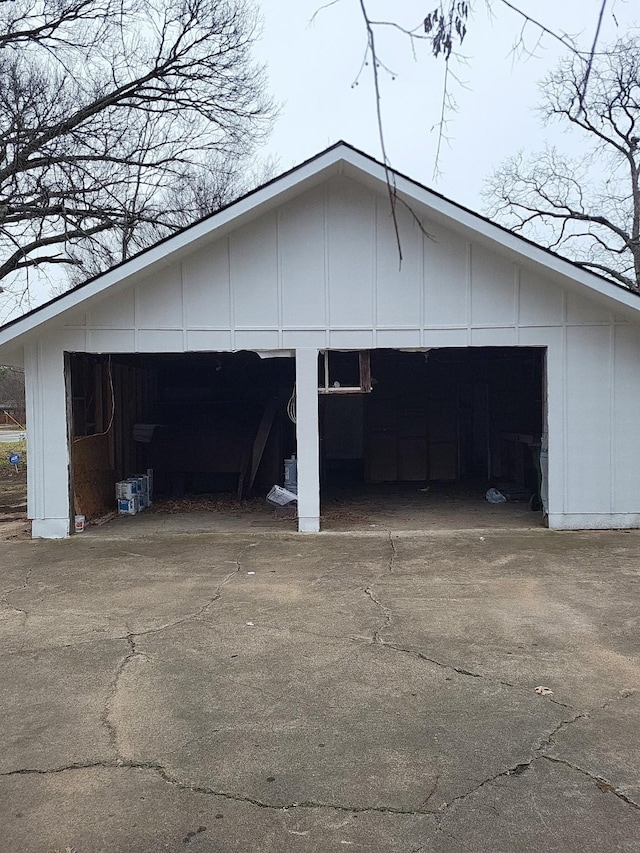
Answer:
[[0, 0, 274, 297], [485, 38, 640, 290]]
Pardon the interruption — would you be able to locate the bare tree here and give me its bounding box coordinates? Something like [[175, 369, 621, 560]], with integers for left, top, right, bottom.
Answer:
[[0, 365, 25, 424], [349, 1, 608, 175], [0, 0, 272, 303], [322, 0, 610, 261], [485, 37, 640, 290], [62, 152, 280, 285]]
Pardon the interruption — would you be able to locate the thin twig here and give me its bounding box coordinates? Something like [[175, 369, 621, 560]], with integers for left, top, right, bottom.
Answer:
[[433, 59, 450, 181], [357, 0, 403, 262], [497, 0, 581, 55], [580, 0, 608, 105]]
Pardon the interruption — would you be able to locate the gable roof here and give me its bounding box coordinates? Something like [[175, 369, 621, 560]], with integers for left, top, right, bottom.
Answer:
[[1, 140, 639, 348]]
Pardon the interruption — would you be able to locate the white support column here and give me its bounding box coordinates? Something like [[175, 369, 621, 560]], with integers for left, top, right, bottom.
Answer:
[[25, 340, 71, 538], [295, 348, 320, 533]]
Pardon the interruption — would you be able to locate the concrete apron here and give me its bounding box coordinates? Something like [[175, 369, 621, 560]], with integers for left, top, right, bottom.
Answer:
[[1, 528, 639, 852]]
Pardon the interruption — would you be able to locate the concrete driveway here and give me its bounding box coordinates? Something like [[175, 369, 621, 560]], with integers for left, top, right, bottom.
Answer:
[[1, 528, 639, 852]]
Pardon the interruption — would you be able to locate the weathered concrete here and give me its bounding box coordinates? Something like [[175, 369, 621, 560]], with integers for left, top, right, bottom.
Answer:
[[1, 528, 639, 851]]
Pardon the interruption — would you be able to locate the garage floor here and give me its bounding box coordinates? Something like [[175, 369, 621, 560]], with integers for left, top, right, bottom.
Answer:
[[77, 481, 543, 537], [320, 482, 543, 531], [1, 527, 639, 852]]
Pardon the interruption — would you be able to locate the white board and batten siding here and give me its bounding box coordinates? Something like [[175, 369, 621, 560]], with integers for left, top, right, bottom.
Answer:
[[13, 164, 640, 535]]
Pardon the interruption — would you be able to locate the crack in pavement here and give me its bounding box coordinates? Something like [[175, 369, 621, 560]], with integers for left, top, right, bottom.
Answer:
[[0, 761, 117, 777], [601, 688, 636, 710], [419, 775, 440, 811], [363, 587, 392, 643], [542, 756, 640, 812], [432, 704, 640, 817], [1, 564, 34, 628], [99, 543, 256, 759], [361, 532, 397, 643], [534, 711, 589, 754], [379, 640, 487, 681], [101, 633, 146, 757], [3, 701, 639, 821], [7, 539, 640, 825], [104, 542, 258, 645], [0, 760, 437, 818], [387, 532, 397, 573], [352, 549, 573, 702], [436, 758, 537, 815], [375, 639, 575, 710], [1, 563, 34, 600], [4, 754, 637, 819], [4, 542, 258, 651], [1, 601, 29, 627]]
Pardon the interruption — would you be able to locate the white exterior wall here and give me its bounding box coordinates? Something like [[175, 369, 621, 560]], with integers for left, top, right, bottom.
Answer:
[[21, 175, 640, 534], [24, 338, 71, 537]]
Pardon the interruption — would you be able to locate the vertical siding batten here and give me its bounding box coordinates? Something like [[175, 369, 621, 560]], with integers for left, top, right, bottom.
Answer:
[[372, 194, 378, 349], [514, 265, 521, 346], [609, 322, 616, 514], [323, 182, 330, 349], [466, 242, 472, 345], [419, 219, 425, 346], [228, 235, 235, 350], [561, 289, 568, 515], [180, 260, 187, 352], [133, 279, 139, 351], [276, 208, 283, 349]]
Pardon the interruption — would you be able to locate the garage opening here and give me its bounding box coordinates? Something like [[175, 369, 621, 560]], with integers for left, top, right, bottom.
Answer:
[[67, 346, 546, 532], [67, 351, 297, 523], [319, 347, 546, 529]]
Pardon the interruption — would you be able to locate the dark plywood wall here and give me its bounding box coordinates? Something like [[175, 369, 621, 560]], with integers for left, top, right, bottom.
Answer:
[[72, 433, 116, 519]]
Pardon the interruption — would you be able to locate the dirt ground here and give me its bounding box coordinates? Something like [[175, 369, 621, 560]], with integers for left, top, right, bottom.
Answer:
[[0, 439, 28, 540]]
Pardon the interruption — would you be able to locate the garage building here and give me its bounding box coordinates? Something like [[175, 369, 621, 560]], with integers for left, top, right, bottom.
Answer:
[[1, 142, 639, 537]]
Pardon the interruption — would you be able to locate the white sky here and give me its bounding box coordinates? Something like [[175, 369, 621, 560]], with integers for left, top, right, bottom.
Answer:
[[254, 0, 638, 208], [1, 0, 637, 322]]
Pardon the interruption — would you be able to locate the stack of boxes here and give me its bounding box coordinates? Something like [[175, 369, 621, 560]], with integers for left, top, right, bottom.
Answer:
[[116, 469, 153, 515]]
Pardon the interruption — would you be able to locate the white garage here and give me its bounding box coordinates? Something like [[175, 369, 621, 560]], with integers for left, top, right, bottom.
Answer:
[[1, 142, 640, 537]]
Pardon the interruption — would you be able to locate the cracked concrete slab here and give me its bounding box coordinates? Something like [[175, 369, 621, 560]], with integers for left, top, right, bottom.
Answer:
[[371, 532, 640, 708], [435, 757, 640, 852], [0, 765, 436, 853], [111, 621, 564, 812], [547, 689, 640, 803], [1, 528, 640, 852], [0, 639, 122, 772], [0, 536, 259, 654]]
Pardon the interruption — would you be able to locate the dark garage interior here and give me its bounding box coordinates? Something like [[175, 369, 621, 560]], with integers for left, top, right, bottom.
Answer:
[[67, 347, 545, 526], [319, 347, 545, 514], [68, 351, 297, 519]]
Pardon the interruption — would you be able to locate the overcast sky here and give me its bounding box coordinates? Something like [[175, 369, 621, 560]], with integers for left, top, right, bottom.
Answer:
[[1, 0, 637, 322], [254, 0, 637, 209]]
